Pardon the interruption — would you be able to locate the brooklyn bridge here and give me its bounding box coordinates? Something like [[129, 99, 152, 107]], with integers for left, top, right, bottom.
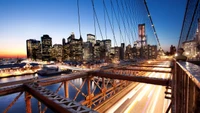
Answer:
[[1, 0, 200, 113]]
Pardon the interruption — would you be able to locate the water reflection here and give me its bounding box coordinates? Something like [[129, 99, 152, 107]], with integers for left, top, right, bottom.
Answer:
[[71, 78, 83, 86], [0, 74, 36, 83]]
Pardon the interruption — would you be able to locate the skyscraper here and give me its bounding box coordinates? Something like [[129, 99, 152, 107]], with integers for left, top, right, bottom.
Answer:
[[26, 39, 41, 60], [120, 43, 125, 60], [63, 33, 83, 62], [94, 43, 101, 61], [41, 35, 52, 61], [148, 45, 157, 59], [125, 44, 132, 59], [87, 34, 96, 46], [104, 39, 111, 61], [83, 42, 93, 62], [50, 44, 63, 62], [138, 24, 147, 46]]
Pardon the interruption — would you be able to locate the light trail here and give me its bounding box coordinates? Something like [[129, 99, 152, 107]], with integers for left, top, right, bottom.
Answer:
[[150, 86, 162, 113], [105, 61, 171, 113], [105, 72, 151, 113]]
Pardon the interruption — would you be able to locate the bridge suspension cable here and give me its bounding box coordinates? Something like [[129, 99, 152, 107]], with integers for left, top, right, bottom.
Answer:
[[91, 0, 104, 40], [143, 0, 162, 49], [77, 0, 82, 37], [109, 0, 125, 44], [102, 0, 118, 46], [116, 0, 131, 45], [178, 0, 200, 47]]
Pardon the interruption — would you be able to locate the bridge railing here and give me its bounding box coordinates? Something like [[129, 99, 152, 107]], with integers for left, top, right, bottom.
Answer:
[[172, 61, 200, 113]]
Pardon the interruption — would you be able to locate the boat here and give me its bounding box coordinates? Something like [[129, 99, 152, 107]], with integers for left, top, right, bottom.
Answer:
[[37, 65, 71, 76]]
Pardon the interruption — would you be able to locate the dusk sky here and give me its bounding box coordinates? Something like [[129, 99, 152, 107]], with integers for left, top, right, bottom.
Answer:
[[0, 0, 187, 58]]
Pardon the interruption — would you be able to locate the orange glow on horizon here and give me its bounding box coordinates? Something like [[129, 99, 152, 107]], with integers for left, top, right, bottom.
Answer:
[[0, 50, 26, 58]]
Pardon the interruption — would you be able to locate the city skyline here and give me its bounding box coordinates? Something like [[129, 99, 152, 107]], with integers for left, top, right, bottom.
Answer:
[[0, 0, 186, 58]]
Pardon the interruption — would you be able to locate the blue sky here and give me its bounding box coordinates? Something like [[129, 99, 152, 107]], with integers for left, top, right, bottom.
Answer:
[[147, 0, 187, 50], [0, 0, 187, 57]]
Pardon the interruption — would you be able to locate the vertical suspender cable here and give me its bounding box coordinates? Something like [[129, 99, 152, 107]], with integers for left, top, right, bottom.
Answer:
[[91, 0, 104, 40], [110, 0, 125, 44], [77, 0, 82, 37], [102, 0, 118, 46]]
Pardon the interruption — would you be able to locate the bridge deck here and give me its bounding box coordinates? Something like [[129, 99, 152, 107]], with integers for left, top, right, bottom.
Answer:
[[94, 82, 139, 112]]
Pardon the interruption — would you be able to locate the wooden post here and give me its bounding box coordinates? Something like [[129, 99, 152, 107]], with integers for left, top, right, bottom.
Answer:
[[64, 81, 69, 98], [175, 63, 179, 113], [188, 79, 195, 113], [25, 91, 32, 113], [113, 80, 116, 94], [102, 77, 106, 101], [183, 73, 187, 113], [87, 76, 92, 108], [185, 74, 189, 113], [38, 101, 42, 113]]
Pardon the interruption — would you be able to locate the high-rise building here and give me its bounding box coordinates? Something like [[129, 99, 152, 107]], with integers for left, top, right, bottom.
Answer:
[[26, 39, 41, 60], [104, 39, 111, 61], [114, 47, 121, 61], [41, 35, 52, 61], [94, 43, 101, 61], [67, 33, 83, 62], [120, 43, 125, 60], [110, 47, 115, 60], [62, 42, 70, 61], [132, 46, 141, 58], [138, 24, 147, 46], [132, 44, 157, 59], [148, 45, 157, 59], [83, 42, 93, 62], [87, 34, 96, 46], [125, 44, 132, 59], [138, 24, 147, 58], [50, 44, 63, 62], [62, 33, 83, 62]]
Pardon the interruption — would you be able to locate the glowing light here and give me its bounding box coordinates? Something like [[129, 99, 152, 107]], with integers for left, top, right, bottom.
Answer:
[[185, 52, 189, 55], [175, 53, 178, 57], [147, 61, 151, 64]]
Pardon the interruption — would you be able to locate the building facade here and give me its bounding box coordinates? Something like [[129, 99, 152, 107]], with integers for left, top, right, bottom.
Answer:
[[62, 38, 70, 61], [94, 43, 101, 61], [125, 44, 133, 59], [41, 35, 52, 61], [148, 45, 157, 59], [26, 39, 41, 60], [50, 44, 63, 62], [104, 39, 111, 61], [87, 34, 96, 46], [120, 43, 125, 60], [62, 33, 83, 62], [83, 42, 93, 62], [114, 47, 121, 61], [132, 46, 141, 58]]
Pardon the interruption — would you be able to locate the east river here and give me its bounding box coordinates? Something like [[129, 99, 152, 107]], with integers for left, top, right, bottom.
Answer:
[[0, 73, 100, 113]]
